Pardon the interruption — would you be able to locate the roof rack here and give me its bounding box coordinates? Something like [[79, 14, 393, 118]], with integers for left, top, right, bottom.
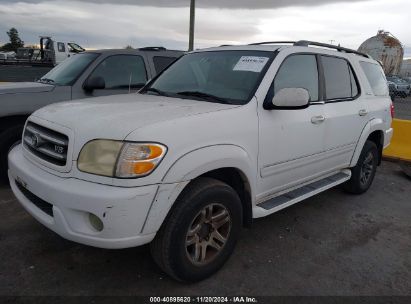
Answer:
[[294, 40, 370, 58], [248, 41, 296, 45], [248, 40, 370, 58], [138, 47, 167, 51]]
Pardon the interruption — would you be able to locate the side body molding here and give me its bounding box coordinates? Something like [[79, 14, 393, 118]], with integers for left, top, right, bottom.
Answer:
[[142, 144, 256, 234], [350, 118, 385, 167]]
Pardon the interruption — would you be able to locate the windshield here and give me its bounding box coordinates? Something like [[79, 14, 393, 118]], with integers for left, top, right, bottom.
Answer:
[[142, 51, 275, 105], [68, 43, 85, 53], [39, 53, 99, 86]]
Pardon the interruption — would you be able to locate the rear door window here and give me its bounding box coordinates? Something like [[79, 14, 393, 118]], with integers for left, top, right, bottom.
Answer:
[[360, 62, 388, 96], [57, 42, 65, 53], [322, 56, 358, 100]]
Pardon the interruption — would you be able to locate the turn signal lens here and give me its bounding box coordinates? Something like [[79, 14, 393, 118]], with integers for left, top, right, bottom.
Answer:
[[133, 162, 155, 174], [115, 143, 166, 178]]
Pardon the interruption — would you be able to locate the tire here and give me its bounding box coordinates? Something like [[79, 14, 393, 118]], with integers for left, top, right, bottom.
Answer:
[[0, 125, 24, 184], [150, 177, 242, 282], [343, 140, 378, 194]]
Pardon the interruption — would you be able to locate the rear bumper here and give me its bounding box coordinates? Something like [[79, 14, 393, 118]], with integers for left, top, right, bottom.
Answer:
[[8, 145, 158, 249], [384, 127, 393, 149]]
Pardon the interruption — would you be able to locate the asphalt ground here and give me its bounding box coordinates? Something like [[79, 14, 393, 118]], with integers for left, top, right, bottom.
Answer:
[[0, 161, 410, 297]]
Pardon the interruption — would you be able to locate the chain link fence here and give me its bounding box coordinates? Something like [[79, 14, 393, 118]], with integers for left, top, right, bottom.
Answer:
[[393, 96, 411, 120]]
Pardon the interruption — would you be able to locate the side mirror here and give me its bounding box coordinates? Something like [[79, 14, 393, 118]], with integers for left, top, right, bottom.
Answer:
[[268, 88, 310, 110], [83, 76, 105, 92]]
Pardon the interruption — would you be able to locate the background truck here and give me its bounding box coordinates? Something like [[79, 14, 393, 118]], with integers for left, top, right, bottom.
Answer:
[[0, 36, 85, 82], [0, 47, 183, 182], [1, 36, 85, 66]]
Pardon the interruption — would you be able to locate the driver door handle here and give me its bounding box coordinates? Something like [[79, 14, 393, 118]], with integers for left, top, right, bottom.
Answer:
[[359, 109, 368, 116], [311, 115, 326, 124]]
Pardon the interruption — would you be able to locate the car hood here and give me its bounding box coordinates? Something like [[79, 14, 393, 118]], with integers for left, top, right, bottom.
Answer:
[[0, 82, 54, 95], [32, 93, 239, 147]]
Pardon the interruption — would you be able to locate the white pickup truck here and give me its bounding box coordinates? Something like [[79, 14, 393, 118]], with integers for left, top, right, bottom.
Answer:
[[8, 41, 393, 282]]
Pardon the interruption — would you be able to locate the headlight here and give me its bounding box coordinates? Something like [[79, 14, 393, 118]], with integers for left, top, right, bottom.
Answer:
[[78, 140, 167, 178]]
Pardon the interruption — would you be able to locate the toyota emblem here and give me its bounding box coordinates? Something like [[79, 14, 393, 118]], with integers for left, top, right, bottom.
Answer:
[[31, 133, 41, 148]]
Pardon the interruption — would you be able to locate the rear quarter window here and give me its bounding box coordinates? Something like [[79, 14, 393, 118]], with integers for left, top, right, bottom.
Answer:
[[360, 62, 388, 96]]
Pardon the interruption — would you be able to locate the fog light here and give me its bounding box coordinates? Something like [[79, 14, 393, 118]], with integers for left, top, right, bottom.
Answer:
[[88, 213, 104, 232]]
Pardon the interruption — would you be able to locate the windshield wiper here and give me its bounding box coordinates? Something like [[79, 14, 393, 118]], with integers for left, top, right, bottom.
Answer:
[[112, 83, 145, 89], [144, 87, 170, 97], [176, 91, 230, 104]]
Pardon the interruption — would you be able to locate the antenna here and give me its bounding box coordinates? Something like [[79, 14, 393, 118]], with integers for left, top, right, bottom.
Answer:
[[129, 73, 132, 93]]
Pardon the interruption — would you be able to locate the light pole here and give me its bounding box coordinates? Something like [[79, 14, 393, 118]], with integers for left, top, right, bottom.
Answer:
[[188, 0, 195, 51]]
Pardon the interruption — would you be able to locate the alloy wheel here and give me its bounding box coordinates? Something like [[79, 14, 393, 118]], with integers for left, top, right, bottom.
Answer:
[[185, 203, 232, 266]]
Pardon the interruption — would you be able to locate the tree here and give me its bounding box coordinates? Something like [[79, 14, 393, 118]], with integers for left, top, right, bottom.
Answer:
[[1, 28, 24, 52]]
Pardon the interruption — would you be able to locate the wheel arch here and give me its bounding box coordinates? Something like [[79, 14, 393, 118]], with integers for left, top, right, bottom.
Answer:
[[143, 145, 256, 234], [367, 130, 384, 165], [0, 115, 29, 134], [199, 167, 253, 227], [350, 118, 385, 167]]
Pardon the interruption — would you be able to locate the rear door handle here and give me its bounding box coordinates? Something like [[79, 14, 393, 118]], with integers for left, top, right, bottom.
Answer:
[[311, 115, 326, 124], [359, 109, 368, 116]]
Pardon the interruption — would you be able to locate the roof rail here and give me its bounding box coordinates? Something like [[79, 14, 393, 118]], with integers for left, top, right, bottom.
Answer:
[[294, 40, 370, 58], [138, 47, 167, 51], [248, 41, 296, 45]]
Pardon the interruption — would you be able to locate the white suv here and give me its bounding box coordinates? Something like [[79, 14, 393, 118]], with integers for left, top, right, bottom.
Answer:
[[8, 41, 393, 282]]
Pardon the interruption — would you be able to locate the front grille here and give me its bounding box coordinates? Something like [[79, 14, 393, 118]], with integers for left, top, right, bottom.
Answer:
[[23, 122, 69, 166], [16, 181, 54, 217]]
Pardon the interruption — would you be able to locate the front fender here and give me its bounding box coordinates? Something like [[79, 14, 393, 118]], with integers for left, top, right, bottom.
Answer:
[[142, 144, 256, 234], [162, 144, 255, 185], [350, 118, 385, 167]]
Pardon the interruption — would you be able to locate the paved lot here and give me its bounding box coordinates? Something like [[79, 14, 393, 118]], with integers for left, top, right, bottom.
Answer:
[[393, 96, 411, 120], [1, 161, 410, 296]]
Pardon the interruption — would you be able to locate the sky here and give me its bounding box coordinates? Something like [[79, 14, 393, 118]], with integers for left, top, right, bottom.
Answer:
[[0, 0, 410, 58]]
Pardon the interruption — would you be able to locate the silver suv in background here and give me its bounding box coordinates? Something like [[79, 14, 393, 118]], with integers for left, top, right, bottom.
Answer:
[[386, 76, 411, 97]]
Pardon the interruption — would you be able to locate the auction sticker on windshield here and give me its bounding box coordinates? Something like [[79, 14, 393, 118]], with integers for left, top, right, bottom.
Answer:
[[233, 56, 269, 73]]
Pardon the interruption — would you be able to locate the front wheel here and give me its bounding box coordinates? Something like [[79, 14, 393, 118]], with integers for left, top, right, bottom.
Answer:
[[150, 177, 242, 282], [343, 140, 378, 194]]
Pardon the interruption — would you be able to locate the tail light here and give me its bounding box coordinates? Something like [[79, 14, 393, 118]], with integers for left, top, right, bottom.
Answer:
[[390, 101, 394, 119]]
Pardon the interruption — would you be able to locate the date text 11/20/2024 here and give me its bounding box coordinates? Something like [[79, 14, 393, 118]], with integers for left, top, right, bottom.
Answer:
[[149, 297, 258, 303]]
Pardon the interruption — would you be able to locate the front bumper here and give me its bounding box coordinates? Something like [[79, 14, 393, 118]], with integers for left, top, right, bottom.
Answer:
[[8, 145, 158, 249]]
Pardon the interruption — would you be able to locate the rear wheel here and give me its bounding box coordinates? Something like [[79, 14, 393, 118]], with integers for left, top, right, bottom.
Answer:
[[150, 177, 242, 282], [0, 125, 24, 183], [343, 140, 378, 194]]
